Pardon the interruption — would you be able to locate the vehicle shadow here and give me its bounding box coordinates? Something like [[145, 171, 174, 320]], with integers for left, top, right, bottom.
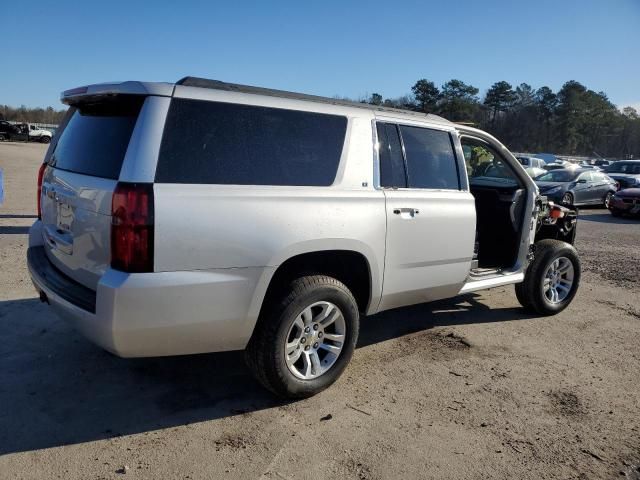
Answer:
[[0, 292, 534, 455], [358, 294, 534, 348], [0, 214, 37, 219], [578, 213, 639, 224], [0, 226, 31, 234]]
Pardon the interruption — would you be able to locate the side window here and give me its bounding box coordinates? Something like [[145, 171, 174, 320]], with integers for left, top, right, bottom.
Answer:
[[578, 171, 593, 182], [399, 125, 460, 190], [376, 123, 406, 188], [462, 138, 519, 187], [156, 99, 347, 186]]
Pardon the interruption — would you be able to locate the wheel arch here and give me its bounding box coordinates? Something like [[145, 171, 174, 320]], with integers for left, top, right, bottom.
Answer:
[[247, 244, 382, 332]]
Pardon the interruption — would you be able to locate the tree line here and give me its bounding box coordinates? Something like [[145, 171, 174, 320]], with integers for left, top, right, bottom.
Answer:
[[362, 79, 639, 159], [2, 79, 638, 159], [0, 105, 66, 125]]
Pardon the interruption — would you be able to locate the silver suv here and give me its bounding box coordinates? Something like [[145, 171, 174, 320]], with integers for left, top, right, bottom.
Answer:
[[28, 77, 581, 398]]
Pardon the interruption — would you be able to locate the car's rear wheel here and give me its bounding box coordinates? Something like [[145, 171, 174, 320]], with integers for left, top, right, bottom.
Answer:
[[515, 239, 581, 315], [603, 191, 613, 209], [245, 275, 359, 398], [561, 192, 573, 206], [40, 136, 51, 144]]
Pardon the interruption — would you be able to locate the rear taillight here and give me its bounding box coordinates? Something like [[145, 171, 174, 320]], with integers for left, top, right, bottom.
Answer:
[[111, 183, 154, 273], [37, 163, 46, 220]]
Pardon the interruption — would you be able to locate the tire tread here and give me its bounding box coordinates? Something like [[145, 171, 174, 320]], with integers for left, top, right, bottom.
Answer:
[[245, 275, 358, 398], [516, 239, 581, 316]]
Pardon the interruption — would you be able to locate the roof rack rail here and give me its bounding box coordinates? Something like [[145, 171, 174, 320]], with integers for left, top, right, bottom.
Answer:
[[175, 76, 450, 123]]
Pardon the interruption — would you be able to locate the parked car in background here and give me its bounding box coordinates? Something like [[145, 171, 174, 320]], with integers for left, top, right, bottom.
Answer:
[[0, 120, 20, 141], [517, 156, 546, 169], [544, 163, 575, 172], [11, 123, 53, 143], [0, 122, 52, 143], [525, 166, 546, 179], [578, 164, 603, 171], [532, 153, 559, 164], [593, 159, 611, 167], [27, 124, 53, 143], [603, 160, 640, 190], [609, 188, 640, 217], [535, 168, 618, 207]]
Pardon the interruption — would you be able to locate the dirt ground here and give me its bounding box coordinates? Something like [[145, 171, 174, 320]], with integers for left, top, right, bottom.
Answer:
[[1, 142, 639, 480]]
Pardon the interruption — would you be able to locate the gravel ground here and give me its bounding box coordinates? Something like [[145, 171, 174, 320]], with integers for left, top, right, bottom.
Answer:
[[1, 142, 639, 480]]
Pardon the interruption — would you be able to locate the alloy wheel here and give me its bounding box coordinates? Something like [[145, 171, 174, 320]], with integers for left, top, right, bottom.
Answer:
[[543, 257, 575, 304], [284, 301, 346, 380]]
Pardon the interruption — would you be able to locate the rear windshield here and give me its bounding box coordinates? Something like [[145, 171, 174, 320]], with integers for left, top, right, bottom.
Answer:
[[49, 97, 144, 179]]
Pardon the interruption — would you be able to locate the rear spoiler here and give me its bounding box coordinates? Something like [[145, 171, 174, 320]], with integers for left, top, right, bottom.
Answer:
[[61, 81, 174, 105]]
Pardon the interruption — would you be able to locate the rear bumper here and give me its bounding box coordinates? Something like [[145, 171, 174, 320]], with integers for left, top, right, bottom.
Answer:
[[27, 224, 272, 357]]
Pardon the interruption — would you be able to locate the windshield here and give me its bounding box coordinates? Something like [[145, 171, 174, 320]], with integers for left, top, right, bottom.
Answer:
[[605, 162, 640, 174], [535, 170, 578, 182]]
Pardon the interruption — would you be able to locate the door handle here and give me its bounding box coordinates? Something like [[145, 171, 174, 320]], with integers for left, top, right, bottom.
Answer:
[[393, 207, 420, 216]]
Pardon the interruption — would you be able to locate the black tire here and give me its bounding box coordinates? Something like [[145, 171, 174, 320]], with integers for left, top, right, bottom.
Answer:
[[603, 191, 614, 209], [561, 192, 573, 206], [245, 275, 359, 399], [515, 239, 581, 316], [514, 280, 533, 310], [610, 207, 623, 217], [40, 136, 51, 144]]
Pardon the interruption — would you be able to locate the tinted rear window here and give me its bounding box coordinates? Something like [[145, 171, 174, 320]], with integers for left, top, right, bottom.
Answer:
[[155, 99, 347, 186], [49, 97, 143, 179], [399, 125, 460, 190]]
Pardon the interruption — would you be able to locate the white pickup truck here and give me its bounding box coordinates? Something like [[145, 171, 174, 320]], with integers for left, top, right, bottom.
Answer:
[[27, 124, 53, 143]]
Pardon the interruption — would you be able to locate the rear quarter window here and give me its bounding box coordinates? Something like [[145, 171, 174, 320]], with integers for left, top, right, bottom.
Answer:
[[155, 99, 347, 186], [49, 97, 143, 179]]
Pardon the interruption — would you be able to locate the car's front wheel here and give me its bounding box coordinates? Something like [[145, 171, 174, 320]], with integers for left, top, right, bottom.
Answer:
[[515, 239, 581, 315], [561, 192, 573, 206], [245, 275, 359, 398]]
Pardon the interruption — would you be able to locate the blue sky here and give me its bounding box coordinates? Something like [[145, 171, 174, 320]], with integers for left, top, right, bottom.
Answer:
[[3, 0, 639, 110]]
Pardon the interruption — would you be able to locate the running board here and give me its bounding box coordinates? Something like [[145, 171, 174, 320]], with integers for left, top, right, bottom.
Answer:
[[458, 272, 524, 294]]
